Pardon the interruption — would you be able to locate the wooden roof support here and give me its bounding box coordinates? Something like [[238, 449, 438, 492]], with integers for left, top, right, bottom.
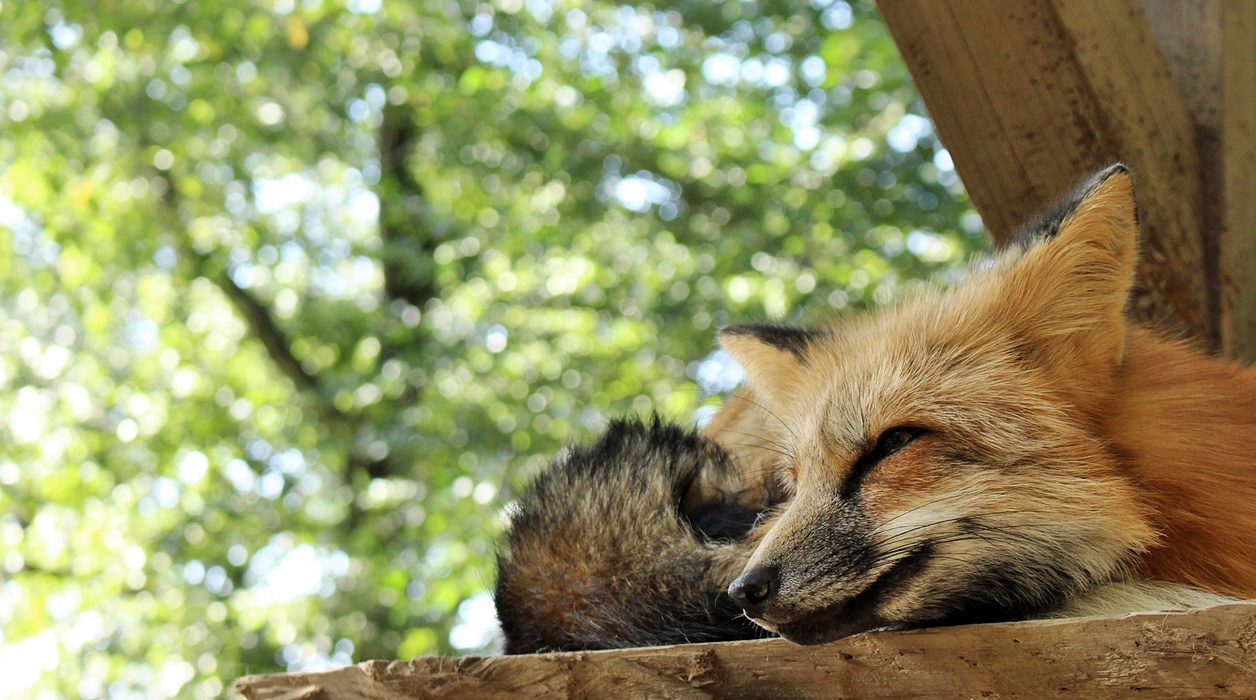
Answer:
[[233, 603, 1256, 699], [879, 0, 1256, 356], [1218, 4, 1256, 362], [1139, 1, 1256, 361]]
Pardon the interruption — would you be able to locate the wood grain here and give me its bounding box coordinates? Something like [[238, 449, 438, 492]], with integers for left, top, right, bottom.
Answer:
[[234, 603, 1256, 699], [1219, 2, 1256, 362], [878, 0, 1212, 341]]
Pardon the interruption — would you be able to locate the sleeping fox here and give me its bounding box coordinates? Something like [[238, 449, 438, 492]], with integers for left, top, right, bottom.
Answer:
[[719, 164, 1255, 643], [495, 164, 1249, 651]]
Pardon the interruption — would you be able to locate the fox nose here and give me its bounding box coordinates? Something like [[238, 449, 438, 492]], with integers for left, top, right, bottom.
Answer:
[[728, 567, 778, 617]]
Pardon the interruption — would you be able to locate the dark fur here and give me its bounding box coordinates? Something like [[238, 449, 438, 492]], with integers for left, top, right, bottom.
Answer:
[[494, 417, 775, 653], [720, 324, 829, 362], [1010, 163, 1132, 248]]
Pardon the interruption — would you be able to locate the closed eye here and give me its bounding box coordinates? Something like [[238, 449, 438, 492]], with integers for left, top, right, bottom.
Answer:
[[840, 426, 928, 498], [870, 426, 926, 462]]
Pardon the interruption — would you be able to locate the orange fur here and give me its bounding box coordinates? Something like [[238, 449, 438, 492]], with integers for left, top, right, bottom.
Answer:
[[1111, 329, 1256, 596], [496, 164, 1252, 652], [715, 166, 1254, 644]]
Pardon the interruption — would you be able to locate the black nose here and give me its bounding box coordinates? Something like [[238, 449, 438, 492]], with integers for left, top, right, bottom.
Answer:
[[728, 567, 778, 617]]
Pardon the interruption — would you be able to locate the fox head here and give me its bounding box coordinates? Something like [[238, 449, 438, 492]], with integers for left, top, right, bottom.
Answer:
[[720, 165, 1159, 644]]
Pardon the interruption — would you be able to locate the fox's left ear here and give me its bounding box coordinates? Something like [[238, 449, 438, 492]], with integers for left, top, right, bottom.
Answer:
[[718, 324, 822, 412], [996, 163, 1138, 371], [1010, 163, 1137, 248]]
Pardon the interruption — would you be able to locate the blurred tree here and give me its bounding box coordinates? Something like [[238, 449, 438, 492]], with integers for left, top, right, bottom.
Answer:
[[0, 0, 980, 697]]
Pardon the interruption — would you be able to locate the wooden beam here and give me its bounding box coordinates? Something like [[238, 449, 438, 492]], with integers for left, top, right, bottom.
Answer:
[[1140, 0, 1256, 362], [1219, 3, 1256, 362], [233, 603, 1256, 698], [878, 0, 1213, 342]]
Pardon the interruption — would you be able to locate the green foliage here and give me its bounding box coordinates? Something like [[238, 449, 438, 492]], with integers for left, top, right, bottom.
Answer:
[[0, 0, 981, 697]]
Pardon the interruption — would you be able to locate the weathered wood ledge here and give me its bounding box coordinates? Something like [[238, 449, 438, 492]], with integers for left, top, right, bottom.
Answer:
[[234, 602, 1256, 699]]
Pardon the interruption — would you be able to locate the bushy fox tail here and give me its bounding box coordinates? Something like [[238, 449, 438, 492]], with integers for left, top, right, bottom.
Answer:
[[495, 416, 778, 653]]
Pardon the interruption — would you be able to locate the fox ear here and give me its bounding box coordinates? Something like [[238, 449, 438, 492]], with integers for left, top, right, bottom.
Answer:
[[996, 164, 1138, 371], [718, 324, 820, 411], [1009, 163, 1136, 248]]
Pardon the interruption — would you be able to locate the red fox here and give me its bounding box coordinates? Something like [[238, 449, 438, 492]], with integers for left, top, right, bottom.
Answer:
[[494, 165, 1248, 651], [721, 165, 1254, 643]]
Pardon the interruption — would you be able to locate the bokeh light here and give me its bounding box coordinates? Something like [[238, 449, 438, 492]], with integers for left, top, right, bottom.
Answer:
[[0, 1, 982, 697]]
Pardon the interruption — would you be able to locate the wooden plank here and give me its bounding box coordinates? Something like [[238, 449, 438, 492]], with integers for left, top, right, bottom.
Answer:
[[233, 603, 1256, 699], [1219, 2, 1256, 362], [1138, 0, 1256, 361], [877, 1, 1102, 240], [1138, 0, 1224, 357], [1139, 0, 1222, 133], [878, 0, 1213, 341]]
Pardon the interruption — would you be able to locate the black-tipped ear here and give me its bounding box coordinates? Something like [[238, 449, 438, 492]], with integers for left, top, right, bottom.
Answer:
[[719, 324, 825, 412], [719, 324, 827, 362], [1095, 162, 1130, 181], [993, 165, 1138, 377], [1009, 163, 1134, 249]]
